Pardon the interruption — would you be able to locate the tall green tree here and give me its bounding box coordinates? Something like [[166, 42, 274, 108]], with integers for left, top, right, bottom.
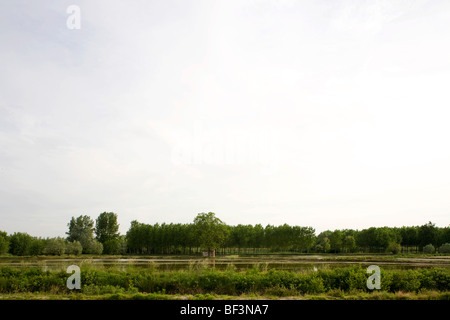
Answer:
[[66, 215, 95, 252], [126, 220, 142, 254], [356, 227, 377, 252], [193, 212, 229, 256], [95, 212, 120, 254], [316, 231, 332, 252], [292, 226, 316, 252], [329, 230, 343, 253], [419, 221, 438, 249], [251, 224, 265, 251], [9, 232, 33, 256], [0, 231, 9, 255], [343, 235, 356, 253], [399, 226, 419, 250], [437, 226, 450, 247], [374, 227, 401, 252]]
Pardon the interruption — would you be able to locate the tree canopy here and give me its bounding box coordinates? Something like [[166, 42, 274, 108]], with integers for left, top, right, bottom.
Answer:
[[193, 212, 229, 256]]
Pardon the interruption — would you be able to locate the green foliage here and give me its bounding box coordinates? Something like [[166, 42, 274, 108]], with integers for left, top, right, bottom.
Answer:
[[0, 265, 449, 298], [423, 244, 435, 254], [4, 212, 449, 256], [65, 241, 83, 255], [438, 243, 450, 253], [29, 238, 46, 256], [193, 212, 229, 255], [315, 232, 331, 252], [0, 231, 10, 255], [298, 275, 325, 293], [95, 212, 120, 250], [329, 230, 343, 253], [102, 238, 120, 255], [9, 232, 33, 256], [66, 215, 95, 250], [386, 242, 402, 254], [83, 239, 103, 255], [399, 226, 419, 247], [192, 293, 215, 300], [343, 235, 356, 253], [264, 285, 298, 297], [419, 222, 438, 249], [44, 237, 66, 256]]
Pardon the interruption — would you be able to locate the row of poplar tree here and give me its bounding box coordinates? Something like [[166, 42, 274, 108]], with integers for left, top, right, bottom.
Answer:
[[1, 212, 450, 256], [126, 219, 450, 255]]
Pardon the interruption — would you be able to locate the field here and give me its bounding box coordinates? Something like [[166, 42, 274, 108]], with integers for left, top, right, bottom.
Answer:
[[0, 253, 449, 300]]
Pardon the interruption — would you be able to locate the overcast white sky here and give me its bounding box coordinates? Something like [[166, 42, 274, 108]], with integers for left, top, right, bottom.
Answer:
[[1, 0, 450, 238]]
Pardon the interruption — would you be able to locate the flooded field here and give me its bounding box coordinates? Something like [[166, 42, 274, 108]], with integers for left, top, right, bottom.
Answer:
[[1, 254, 449, 272]]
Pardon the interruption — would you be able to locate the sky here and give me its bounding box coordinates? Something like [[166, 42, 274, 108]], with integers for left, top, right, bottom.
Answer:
[[1, 0, 450, 238]]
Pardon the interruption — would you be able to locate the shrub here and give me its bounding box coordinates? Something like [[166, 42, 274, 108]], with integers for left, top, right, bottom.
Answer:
[[66, 241, 83, 255], [386, 242, 402, 254], [44, 237, 66, 256], [389, 270, 422, 292], [438, 243, 450, 254], [318, 266, 367, 292], [297, 275, 325, 294], [0, 265, 448, 297], [423, 244, 435, 254], [419, 268, 450, 291], [29, 238, 46, 256], [8, 232, 33, 256], [102, 239, 121, 255], [264, 285, 297, 297], [83, 239, 103, 255]]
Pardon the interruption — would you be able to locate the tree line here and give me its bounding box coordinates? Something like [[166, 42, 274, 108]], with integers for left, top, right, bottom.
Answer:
[[0, 212, 125, 256], [1, 212, 449, 256]]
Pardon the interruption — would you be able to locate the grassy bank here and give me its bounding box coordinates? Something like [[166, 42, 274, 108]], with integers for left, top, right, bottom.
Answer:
[[0, 264, 449, 299]]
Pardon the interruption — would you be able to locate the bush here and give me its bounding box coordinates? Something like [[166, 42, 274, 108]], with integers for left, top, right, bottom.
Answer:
[[8, 232, 33, 256], [395, 270, 421, 292], [0, 266, 449, 297], [423, 244, 435, 254], [438, 243, 450, 254], [386, 242, 402, 254], [102, 239, 120, 255], [66, 241, 83, 255], [83, 239, 103, 255], [44, 237, 66, 256], [29, 238, 46, 256], [298, 275, 325, 294]]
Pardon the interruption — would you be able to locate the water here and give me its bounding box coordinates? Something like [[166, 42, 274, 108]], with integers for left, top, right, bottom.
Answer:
[[1, 255, 448, 272]]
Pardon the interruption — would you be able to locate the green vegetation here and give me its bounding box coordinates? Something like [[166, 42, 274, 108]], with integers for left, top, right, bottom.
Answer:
[[440, 243, 450, 253], [1, 212, 448, 300], [0, 231, 9, 255], [66, 215, 104, 255], [193, 212, 229, 256], [95, 212, 121, 255], [423, 244, 436, 254], [1, 212, 449, 257], [0, 264, 448, 300]]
